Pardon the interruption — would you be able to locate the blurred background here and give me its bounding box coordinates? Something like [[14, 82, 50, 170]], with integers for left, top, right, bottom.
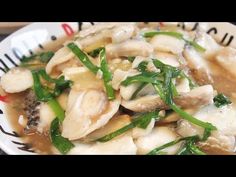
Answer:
[[0, 22, 29, 34]]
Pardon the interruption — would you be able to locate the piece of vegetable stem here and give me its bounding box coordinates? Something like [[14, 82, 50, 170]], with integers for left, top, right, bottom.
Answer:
[[97, 111, 159, 142], [48, 99, 65, 122], [50, 118, 74, 154], [147, 135, 205, 155], [153, 83, 216, 131], [143, 31, 183, 39], [99, 48, 115, 100], [67, 43, 99, 74], [131, 83, 148, 100], [170, 104, 217, 130]]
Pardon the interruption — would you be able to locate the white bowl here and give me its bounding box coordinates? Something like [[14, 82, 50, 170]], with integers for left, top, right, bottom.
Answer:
[[0, 22, 236, 154]]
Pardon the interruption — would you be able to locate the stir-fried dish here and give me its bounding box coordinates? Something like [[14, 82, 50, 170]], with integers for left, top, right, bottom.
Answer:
[[1, 22, 236, 155]]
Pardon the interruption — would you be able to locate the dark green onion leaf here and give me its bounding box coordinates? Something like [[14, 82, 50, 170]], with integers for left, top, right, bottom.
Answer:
[[38, 69, 55, 82], [137, 61, 148, 72], [21, 55, 37, 63], [135, 111, 159, 129], [153, 83, 216, 131], [21, 51, 54, 64], [67, 42, 99, 74], [88, 47, 103, 58], [143, 31, 183, 39], [131, 82, 148, 100], [148, 135, 205, 155], [53, 76, 73, 97], [177, 137, 206, 155], [163, 68, 174, 105], [31, 70, 54, 102], [213, 93, 232, 108], [155, 151, 168, 155], [20, 63, 46, 70], [171, 81, 179, 97], [127, 56, 136, 63], [121, 72, 161, 86], [184, 39, 206, 52], [50, 118, 74, 154], [148, 137, 183, 155], [151, 59, 217, 131], [202, 128, 211, 141], [97, 111, 159, 142], [31, 70, 66, 122], [143, 31, 206, 53], [34, 69, 73, 99], [170, 104, 217, 131], [152, 59, 181, 78], [99, 48, 115, 100], [39, 51, 54, 63], [180, 72, 197, 89], [96, 123, 136, 143]]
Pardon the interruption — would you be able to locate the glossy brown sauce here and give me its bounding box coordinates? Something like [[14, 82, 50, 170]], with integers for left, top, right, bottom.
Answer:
[[6, 92, 53, 154], [208, 60, 236, 97], [189, 58, 236, 100], [3, 36, 75, 154]]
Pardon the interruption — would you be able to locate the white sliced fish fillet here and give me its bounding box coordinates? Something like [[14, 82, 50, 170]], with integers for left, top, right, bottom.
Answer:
[[62, 89, 121, 140], [121, 85, 214, 112], [0, 67, 33, 93], [135, 127, 182, 154]]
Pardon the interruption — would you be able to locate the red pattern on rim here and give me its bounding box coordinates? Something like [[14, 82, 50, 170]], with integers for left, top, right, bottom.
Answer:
[[61, 23, 74, 36]]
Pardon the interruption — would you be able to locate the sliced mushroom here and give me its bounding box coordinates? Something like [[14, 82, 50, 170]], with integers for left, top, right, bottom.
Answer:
[[111, 69, 139, 90], [132, 118, 155, 139], [62, 89, 121, 140], [54, 57, 81, 74], [76, 23, 136, 52], [198, 132, 236, 154], [134, 83, 156, 98], [121, 85, 214, 112], [68, 135, 137, 155], [176, 104, 236, 152], [37, 103, 55, 133], [0, 67, 33, 93], [154, 52, 180, 67], [111, 24, 136, 43], [150, 35, 185, 54], [176, 78, 190, 93], [195, 32, 221, 59], [120, 83, 141, 101], [109, 58, 132, 73], [160, 109, 196, 123], [62, 67, 104, 91], [135, 126, 182, 154], [77, 23, 119, 38], [78, 30, 112, 52], [84, 114, 131, 142], [46, 46, 77, 74], [215, 47, 236, 78], [37, 93, 68, 133], [106, 40, 154, 59], [112, 67, 157, 101], [183, 47, 213, 84], [130, 53, 180, 73], [131, 56, 160, 73], [131, 56, 148, 69]]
